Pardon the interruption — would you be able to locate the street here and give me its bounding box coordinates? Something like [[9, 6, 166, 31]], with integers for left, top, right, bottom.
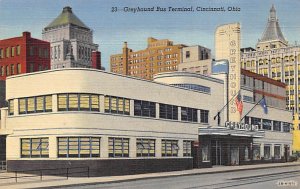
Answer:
[[58, 166, 300, 189]]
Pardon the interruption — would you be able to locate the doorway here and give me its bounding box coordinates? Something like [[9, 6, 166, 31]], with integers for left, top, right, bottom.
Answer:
[[211, 140, 222, 165], [230, 145, 239, 165]]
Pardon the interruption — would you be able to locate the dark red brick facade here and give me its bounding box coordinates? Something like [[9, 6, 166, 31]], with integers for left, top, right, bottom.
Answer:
[[91, 51, 101, 70], [0, 32, 50, 81]]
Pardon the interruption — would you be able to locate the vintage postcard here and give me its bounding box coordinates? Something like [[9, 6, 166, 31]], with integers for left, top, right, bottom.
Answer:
[[0, 0, 299, 188]]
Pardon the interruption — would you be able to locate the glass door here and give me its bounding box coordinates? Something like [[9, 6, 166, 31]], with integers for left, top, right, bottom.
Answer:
[[230, 145, 239, 165], [211, 140, 222, 165]]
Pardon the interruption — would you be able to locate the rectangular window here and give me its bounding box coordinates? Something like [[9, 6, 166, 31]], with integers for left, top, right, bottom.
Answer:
[[273, 121, 281, 131], [105, 96, 130, 115], [19, 98, 26, 114], [186, 51, 190, 58], [0, 66, 4, 76], [80, 94, 90, 111], [38, 48, 42, 58], [27, 97, 35, 113], [11, 64, 14, 75], [44, 48, 49, 58], [36, 96, 44, 113], [253, 144, 260, 160], [21, 138, 49, 158], [181, 107, 198, 122], [17, 63, 21, 74], [251, 117, 261, 129], [18, 95, 52, 114], [0, 48, 3, 58], [111, 97, 117, 113], [68, 94, 78, 111], [91, 95, 99, 111], [274, 145, 281, 159], [134, 100, 155, 118], [159, 103, 178, 120], [29, 46, 34, 56], [45, 95, 52, 112], [57, 137, 100, 158], [283, 122, 291, 132], [183, 141, 192, 157], [11, 47, 15, 57], [264, 145, 271, 159], [6, 47, 10, 57], [200, 110, 209, 123], [108, 137, 129, 157], [8, 99, 14, 115], [16, 45, 20, 55], [29, 63, 34, 72], [58, 94, 68, 111], [161, 140, 178, 157], [6, 66, 9, 76], [58, 94, 99, 112], [262, 119, 272, 130], [136, 138, 155, 157]]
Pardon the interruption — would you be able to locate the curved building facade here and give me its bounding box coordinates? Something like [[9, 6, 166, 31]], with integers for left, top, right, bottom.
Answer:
[[0, 69, 293, 176], [2, 69, 206, 176]]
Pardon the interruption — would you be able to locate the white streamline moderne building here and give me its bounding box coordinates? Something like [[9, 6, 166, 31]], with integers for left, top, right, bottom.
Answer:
[[0, 68, 293, 176]]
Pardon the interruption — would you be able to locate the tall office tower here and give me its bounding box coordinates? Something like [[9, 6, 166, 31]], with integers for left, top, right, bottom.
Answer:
[[42, 6, 101, 69], [241, 5, 300, 151]]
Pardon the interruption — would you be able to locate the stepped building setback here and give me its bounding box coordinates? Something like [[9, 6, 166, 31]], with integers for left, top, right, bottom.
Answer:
[[42, 6, 101, 69], [240, 5, 300, 152]]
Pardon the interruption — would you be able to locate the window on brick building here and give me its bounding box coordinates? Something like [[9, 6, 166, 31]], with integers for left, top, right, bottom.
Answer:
[[6, 47, 10, 57], [44, 49, 49, 58], [16, 45, 20, 55], [0, 48, 3, 58], [17, 63, 21, 74], [11, 47, 15, 57], [29, 46, 34, 56], [0, 66, 3, 76], [38, 48, 42, 58], [6, 66, 9, 76], [11, 64, 14, 75], [29, 63, 34, 72]]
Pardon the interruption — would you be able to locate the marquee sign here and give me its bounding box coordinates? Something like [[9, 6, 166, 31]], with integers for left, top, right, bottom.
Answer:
[[225, 121, 259, 132]]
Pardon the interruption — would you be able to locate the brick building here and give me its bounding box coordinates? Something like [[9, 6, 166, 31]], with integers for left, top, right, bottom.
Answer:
[[0, 32, 50, 80], [0, 32, 50, 107], [110, 37, 185, 80]]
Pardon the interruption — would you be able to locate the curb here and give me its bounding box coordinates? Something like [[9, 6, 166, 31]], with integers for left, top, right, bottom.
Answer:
[[35, 163, 300, 189]]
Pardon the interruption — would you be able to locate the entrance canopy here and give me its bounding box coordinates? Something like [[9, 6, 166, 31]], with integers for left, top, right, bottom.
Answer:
[[199, 127, 265, 138]]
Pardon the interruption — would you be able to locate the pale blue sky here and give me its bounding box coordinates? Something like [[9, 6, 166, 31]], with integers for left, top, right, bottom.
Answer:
[[0, 0, 300, 69]]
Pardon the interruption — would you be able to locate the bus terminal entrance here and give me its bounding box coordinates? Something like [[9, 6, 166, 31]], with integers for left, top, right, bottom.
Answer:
[[211, 136, 252, 166]]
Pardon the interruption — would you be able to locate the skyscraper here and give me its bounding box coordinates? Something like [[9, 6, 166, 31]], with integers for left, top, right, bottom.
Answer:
[[241, 5, 299, 112], [42, 6, 100, 69], [241, 5, 300, 152]]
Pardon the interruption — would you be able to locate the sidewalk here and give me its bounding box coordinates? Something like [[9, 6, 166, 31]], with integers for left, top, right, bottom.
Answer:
[[3, 162, 300, 189]]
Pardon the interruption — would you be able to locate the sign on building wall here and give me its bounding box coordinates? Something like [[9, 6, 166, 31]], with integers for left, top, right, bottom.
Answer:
[[215, 23, 241, 122]]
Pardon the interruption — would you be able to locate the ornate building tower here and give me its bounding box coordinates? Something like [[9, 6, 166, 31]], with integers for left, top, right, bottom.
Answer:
[[241, 5, 300, 152], [42, 6, 100, 69], [256, 5, 288, 51]]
